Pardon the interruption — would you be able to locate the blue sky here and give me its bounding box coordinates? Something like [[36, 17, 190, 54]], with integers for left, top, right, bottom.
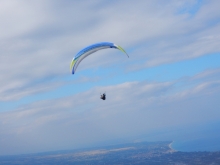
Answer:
[[0, 0, 220, 155]]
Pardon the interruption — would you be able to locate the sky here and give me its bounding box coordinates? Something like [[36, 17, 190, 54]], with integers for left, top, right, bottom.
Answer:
[[0, 0, 220, 155]]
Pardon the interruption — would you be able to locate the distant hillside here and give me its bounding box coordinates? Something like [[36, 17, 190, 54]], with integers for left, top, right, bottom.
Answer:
[[0, 141, 220, 165]]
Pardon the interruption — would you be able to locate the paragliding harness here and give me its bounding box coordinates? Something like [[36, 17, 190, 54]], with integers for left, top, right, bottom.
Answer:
[[100, 93, 106, 100]]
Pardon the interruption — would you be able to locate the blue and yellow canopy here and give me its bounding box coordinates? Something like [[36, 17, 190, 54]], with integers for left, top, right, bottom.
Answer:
[[70, 42, 128, 74]]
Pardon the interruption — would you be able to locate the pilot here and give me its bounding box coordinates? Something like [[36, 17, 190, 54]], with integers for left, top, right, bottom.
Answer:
[[100, 93, 106, 100]]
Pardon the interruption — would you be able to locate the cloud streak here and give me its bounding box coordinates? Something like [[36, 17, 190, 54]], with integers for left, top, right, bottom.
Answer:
[[1, 68, 220, 154], [0, 0, 220, 101]]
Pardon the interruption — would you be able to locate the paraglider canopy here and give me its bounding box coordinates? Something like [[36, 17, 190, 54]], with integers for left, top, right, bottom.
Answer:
[[70, 42, 128, 101], [70, 42, 129, 74]]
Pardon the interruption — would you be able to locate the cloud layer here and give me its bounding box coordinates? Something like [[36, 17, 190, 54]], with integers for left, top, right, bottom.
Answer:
[[0, 0, 220, 155], [1, 0, 220, 101], [1, 68, 220, 154]]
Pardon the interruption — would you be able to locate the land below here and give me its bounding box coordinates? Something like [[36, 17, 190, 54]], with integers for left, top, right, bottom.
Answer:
[[1, 141, 220, 165]]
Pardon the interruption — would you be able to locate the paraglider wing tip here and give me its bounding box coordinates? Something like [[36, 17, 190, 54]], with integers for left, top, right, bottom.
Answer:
[[123, 51, 129, 58], [70, 59, 76, 74], [70, 68, 75, 74], [116, 45, 129, 58]]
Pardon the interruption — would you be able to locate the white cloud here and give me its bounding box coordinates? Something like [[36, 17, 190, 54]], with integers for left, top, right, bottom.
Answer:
[[1, 68, 220, 154], [0, 0, 220, 101]]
